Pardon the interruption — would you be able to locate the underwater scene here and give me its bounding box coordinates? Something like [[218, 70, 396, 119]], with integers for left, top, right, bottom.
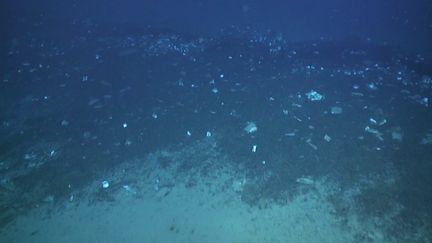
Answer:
[[1, 1, 432, 242]]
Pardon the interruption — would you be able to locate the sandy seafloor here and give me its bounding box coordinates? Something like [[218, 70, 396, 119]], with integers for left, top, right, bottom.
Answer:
[[0, 137, 398, 243], [1, 21, 432, 242]]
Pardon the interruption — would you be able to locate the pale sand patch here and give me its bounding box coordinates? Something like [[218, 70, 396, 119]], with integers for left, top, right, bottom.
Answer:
[[0, 167, 379, 243]]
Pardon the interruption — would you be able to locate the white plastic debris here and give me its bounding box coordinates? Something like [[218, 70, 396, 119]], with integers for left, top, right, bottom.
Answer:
[[122, 123, 128, 128], [186, 130, 192, 136], [419, 97, 429, 107], [391, 127, 403, 142], [365, 126, 384, 141], [252, 145, 257, 153], [324, 134, 331, 142], [244, 121, 258, 134], [367, 82, 378, 90], [305, 90, 324, 101], [330, 106, 343, 114], [123, 185, 136, 194], [152, 113, 158, 119], [206, 131, 212, 137], [296, 176, 314, 185], [306, 138, 318, 150], [102, 181, 110, 189], [61, 120, 69, 126], [420, 132, 432, 145], [211, 88, 219, 94], [369, 118, 387, 126]]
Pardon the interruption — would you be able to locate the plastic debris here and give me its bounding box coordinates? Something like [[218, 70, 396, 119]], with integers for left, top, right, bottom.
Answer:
[[122, 185, 136, 194], [296, 176, 314, 185], [244, 121, 258, 134], [102, 180, 110, 189], [365, 126, 384, 141], [367, 82, 378, 90], [285, 131, 296, 137], [252, 145, 257, 153], [418, 97, 429, 107], [391, 127, 403, 142], [420, 131, 432, 145], [206, 131, 212, 137], [369, 118, 387, 126], [330, 106, 343, 114], [306, 138, 318, 150], [305, 90, 324, 101], [186, 131, 192, 136], [122, 123, 128, 128], [324, 134, 331, 142]]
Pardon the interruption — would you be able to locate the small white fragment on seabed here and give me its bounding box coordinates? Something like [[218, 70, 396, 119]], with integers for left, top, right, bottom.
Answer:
[[330, 106, 343, 114], [244, 121, 258, 134], [296, 176, 314, 185], [102, 181, 110, 189], [305, 90, 324, 101], [252, 145, 257, 153]]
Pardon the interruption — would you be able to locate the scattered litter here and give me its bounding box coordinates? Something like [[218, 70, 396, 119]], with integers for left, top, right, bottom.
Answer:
[[305, 90, 324, 101], [306, 138, 318, 150], [330, 106, 343, 115], [391, 127, 403, 142], [369, 118, 387, 126], [102, 181, 110, 189], [293, 115, 302, 122], [285, 131, 296, 137], [252, 145, 257, 153], [232, 178, 246, 192], [122, 185, 136, 194], [296, 176, 314, 185], [244, 121, 258, 134], [61, 120, 69, 126], [351, 92, 364, 97], [324, 134, 332, 142], [211, 88, 219, 94], [367, 82, 378, 90], [420, 131, 432, 145], [418, 97, 429, 107], [365, 126, 384, 141]]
